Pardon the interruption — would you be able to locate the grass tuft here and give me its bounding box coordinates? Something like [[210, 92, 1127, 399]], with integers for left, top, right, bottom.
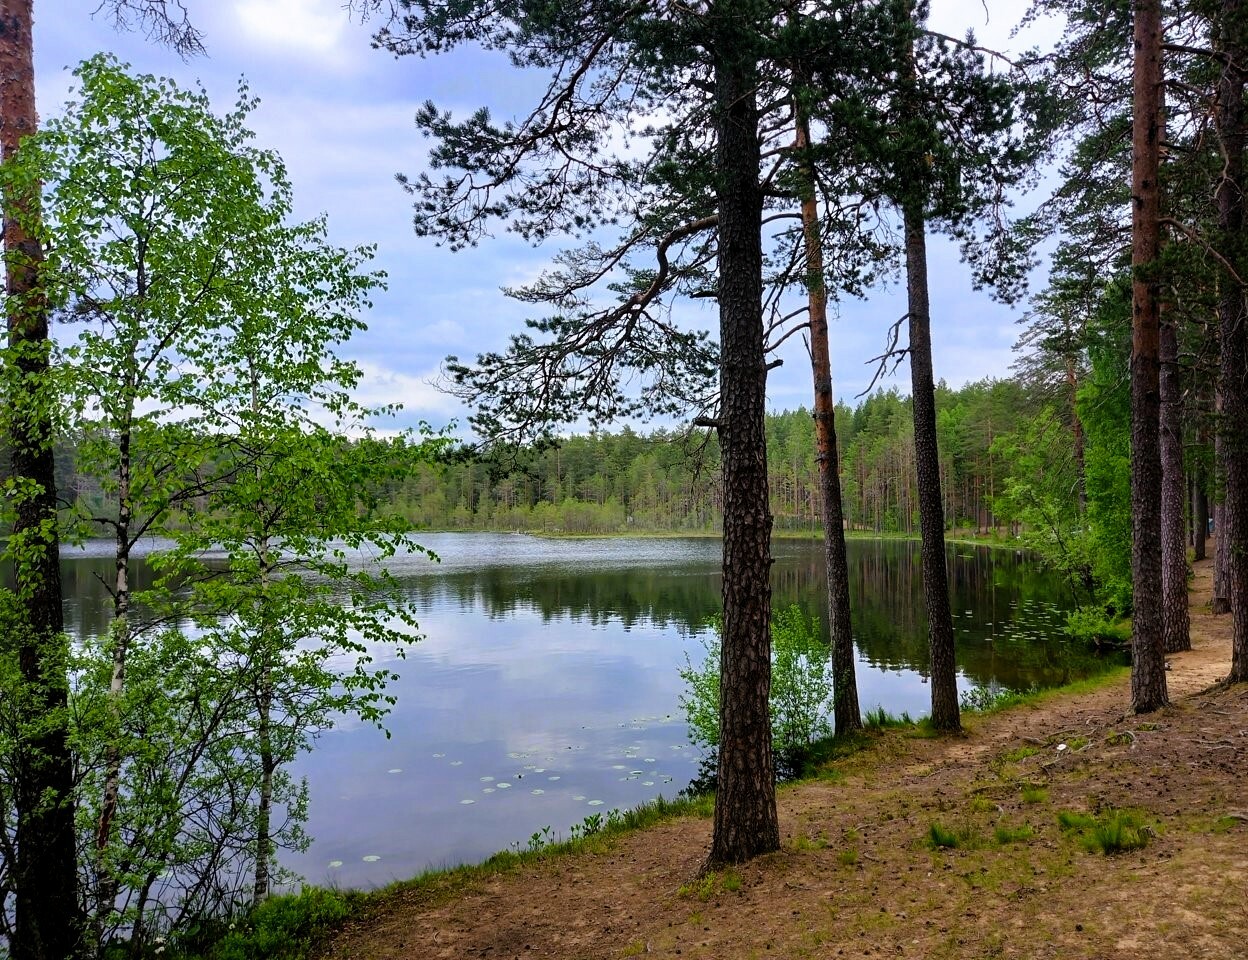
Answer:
[[1058, 808, 1151, 855], [926, 822, 962, 849], [993, 823, 1036, 845]]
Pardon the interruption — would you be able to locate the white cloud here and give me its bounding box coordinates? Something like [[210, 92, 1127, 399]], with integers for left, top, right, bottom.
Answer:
[[232, 0, 352, 66], [351, 361, 462, 421]]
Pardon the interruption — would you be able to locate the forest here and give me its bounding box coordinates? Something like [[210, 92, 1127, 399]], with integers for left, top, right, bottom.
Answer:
[[1, 0, 1247, 959]]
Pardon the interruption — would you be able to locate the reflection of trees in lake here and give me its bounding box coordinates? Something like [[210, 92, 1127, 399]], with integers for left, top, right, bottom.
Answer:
[[52, 540, 1119, 693]]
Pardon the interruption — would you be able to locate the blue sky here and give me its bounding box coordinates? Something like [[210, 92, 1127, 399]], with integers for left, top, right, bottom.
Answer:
[[37, 1, 1064, 436]]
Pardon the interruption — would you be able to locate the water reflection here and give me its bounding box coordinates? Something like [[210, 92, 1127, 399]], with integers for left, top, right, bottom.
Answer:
[[53, 533, 1114, 888]]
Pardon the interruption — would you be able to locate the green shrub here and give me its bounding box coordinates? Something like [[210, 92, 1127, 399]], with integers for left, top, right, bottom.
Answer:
[[681, 606, 833, 781], [1064, 608, 1132, 647], [189, 888, 354, 960]]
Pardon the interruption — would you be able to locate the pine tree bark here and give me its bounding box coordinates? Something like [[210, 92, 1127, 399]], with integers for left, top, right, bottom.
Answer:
[[1192, 475, 1208, 561], [706, 2, 779, 866], [1213, 498, 1231, 612], [1159, 313, 1190, 652], [1128, 0, 1169, 711], [0, 4, 81, 957], [1065, 354, 1088, 514], [903, 205, 960, 732], [795, 105, 860, 737], [1212, 0, 1248, 682]]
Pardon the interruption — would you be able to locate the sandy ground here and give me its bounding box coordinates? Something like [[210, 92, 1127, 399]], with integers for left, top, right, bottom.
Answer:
[[320, 558, 1247, 960]]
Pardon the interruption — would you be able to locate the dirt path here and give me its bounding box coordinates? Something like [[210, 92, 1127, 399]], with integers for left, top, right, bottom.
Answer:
[[322, 559, 1247, 959]]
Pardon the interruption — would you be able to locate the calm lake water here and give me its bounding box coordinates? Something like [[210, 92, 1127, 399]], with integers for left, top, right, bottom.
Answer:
[[61, 533, 1110, 889]]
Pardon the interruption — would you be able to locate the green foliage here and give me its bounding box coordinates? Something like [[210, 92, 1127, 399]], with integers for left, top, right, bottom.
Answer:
[[148, 378, 1040, 538], [1077, 281, 1134, 615], [1020, 784, 1049, 804], [681, 605, 833, 780], [1063, 608, 1132, 647], [959, 683, 1036, 713], [0, 56, 441, 956], [179, 887, 355, 960], [991, 407, 1096, 602]]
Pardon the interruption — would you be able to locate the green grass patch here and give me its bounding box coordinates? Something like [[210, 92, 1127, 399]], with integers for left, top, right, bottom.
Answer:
[[993, 823, 1036, 845], [837, 847, 860, 867], [926, 822, 965, 849], [679, 868, 743, 900], [1058, 808, 1152, 854], [1020, 783, 1049, 805], [864, 705, 916, 729], [1002, 744, 1041, 763]]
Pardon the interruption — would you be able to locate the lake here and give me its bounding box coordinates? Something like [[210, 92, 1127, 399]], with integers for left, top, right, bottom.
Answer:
[[60, 533, 1111, 890]]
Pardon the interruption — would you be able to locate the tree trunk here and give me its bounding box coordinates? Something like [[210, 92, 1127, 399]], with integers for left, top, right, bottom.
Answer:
[[253, 683, 275, 903], [1, 5, 82, 958], [1159, 312, 1190, 652], [1212, 0, 1248, 681], [903, 205, 960, 732], [706, 6, 779, 866], [1065, 354, 1087, 514], [795, 104, 860, 737], [0, 5, 81, 958], [1214, 498, 1231, 613], [94, 426, 133, 936], [1192, 476, 1208, 562], [1128, 0, 1169, 711]]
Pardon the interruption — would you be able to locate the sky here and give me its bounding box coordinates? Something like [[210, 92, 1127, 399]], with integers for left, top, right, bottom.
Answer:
[[35, 0, 1066, 437]]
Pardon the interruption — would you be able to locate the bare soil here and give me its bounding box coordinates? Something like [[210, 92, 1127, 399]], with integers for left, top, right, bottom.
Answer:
[[321, 558, 1248, 959]]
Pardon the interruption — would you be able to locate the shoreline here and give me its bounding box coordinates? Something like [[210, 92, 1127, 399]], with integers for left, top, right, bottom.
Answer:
[[305, 555, 1244, 960]]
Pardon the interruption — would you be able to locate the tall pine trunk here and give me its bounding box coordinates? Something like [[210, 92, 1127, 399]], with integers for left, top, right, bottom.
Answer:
[[1212, 0, 1248, 681], [1192, 474, 1208, 561], [1128, 0, 1168, 711], [0, 4, 81, 957], [706, 2, 779, 866], [1159, 313, 1190, 652], [795, 103, 860, 737], [1214, 498, 1231, 612], [903, 205, 960, 732], [1065, 354, 1088, 514]]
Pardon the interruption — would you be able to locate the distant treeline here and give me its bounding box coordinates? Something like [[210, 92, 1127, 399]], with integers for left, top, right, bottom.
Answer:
[[380, 378, 1030, 535], [19, 378, 1037, 539]]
